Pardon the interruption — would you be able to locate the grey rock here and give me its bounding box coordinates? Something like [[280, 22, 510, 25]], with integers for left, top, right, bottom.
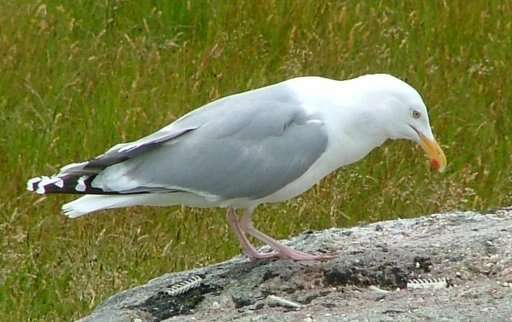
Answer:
[[77, 209, 512, 322]]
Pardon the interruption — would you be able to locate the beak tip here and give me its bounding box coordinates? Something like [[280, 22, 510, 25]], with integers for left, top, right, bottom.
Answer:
[[431, 159, 446, 173], [419, 135, 447, 174]]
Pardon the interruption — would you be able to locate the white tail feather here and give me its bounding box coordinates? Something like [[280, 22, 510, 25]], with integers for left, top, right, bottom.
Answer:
[[61, 193, 206, 218], [62, 194, 153, 218]]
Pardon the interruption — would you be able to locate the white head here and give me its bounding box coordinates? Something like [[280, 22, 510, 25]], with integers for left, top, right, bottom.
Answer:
[[352, 74, 447, 171]]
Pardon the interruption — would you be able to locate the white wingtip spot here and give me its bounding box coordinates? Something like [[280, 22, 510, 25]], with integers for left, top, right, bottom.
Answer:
[[34, 176, 65, 194], [35, 176, 50, 194], [75, 176, 88, 192], [27, 177, 42, 191], [54, 178, 64, 188]]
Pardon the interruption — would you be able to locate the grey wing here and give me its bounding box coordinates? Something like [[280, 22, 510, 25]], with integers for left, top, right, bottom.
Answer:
[[58, 126, 198, 176], [95, 92, 329, 200], [60, 82, 298, 175], [36, 125, 200, 195]]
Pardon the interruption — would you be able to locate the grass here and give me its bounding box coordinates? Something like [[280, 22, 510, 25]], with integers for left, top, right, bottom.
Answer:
[[0, 1, 510, 320]]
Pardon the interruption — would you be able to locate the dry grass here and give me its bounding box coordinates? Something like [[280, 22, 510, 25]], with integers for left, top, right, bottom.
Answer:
[[0, 1, 511, 320]]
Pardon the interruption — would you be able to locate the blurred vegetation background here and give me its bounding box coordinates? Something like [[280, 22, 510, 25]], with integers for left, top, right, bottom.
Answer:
[[0, 1, 510, 320]]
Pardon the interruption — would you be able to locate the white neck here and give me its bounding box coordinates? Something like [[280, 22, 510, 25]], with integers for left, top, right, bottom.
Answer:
[[285, 76, 390, 163]]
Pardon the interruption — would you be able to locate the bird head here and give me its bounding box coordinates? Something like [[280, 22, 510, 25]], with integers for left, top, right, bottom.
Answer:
[[358, 74, 447, 172]]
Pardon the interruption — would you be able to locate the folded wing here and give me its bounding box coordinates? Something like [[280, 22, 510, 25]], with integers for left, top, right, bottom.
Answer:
[[28, 84, 329, 203]]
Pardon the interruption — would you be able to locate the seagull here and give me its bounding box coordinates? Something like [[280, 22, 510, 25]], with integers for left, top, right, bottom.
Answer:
[[27, 74, 447, 261]]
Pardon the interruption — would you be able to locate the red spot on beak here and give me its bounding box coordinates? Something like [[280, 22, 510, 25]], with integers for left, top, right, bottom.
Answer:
[[431, 159, 441, 171]]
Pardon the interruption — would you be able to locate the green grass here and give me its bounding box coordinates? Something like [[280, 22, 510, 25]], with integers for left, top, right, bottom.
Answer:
[[0, 1, 511, 320]]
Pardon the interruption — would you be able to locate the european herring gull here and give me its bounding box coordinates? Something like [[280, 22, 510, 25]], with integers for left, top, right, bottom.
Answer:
[[27, 74, 447, 261]]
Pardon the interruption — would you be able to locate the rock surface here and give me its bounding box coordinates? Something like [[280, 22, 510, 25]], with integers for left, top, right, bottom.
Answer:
[[77, 208, 512, 322]]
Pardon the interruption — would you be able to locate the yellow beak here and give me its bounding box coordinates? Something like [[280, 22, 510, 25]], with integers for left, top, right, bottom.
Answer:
[[418, 134, 447, 172]]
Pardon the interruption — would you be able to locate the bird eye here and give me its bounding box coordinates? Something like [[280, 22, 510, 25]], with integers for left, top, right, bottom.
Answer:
[[412, 110, 421, 119]]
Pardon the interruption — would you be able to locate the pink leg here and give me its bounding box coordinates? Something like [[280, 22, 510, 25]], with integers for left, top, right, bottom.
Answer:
[[225, 208, 277, 260], [239, 208, 334, 261]]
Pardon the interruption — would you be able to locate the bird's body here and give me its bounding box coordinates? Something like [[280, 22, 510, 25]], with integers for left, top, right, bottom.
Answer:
[[27, 74, 446, 261]]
